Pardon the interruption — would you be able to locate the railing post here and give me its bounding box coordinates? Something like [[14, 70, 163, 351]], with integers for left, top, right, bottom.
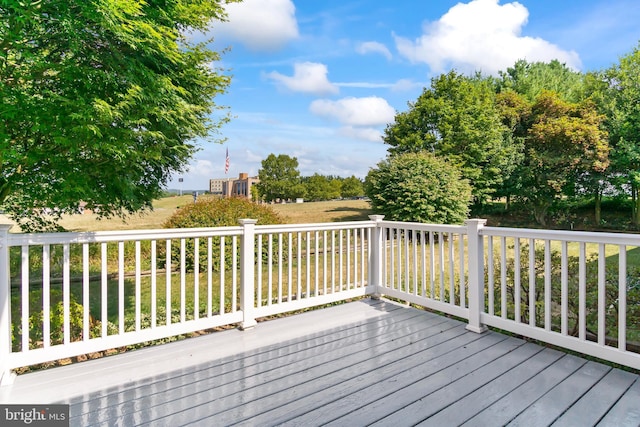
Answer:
[[465, 219, 488, 334], [0, 224, 15, 386], [239, 219, 258, 330], [368, 215, 385, 299]]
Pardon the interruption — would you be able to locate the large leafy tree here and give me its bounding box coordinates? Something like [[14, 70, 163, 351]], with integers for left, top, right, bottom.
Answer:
[[574, 71, 620, 224], [383, 71, 517, 206], [603, 43, 640, 225], [515, 91, 609, 225], [493, 89, 530, 209], [365, 152, 472, 224], [256, 154, 305, 202], [340, 175, 364, 198], [496, 61, 617, 224], [303, 174, 340, 201], [0, 0, 235, 230]]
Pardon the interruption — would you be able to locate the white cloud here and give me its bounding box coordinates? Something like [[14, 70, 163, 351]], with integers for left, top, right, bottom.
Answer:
[[309, 96, 395, 127], [267, 62, 339, 95], [216, 0, 299, 51], [187, 159, 215, 177], [333, 79, 422, 92], [394, 0, 581, 75], [356, 41, 392, 60], [391, 79, 424, 92], [335, 82, 393, 89], [339, 126, 384, 143], [244, 149, 264, 163]]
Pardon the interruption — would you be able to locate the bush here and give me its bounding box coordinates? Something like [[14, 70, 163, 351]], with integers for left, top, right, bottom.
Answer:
[[163, 197, 284, 271], [164, 196, 283, 229], [365, 152, 472, 224]]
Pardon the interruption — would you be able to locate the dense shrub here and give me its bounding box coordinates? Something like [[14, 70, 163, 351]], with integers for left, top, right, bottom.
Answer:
[[163, 197, 284, 271], [164, 196, 283, 229], [365, 152, 472, 224]]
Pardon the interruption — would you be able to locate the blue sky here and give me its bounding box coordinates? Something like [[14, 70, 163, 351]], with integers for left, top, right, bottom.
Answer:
[[171, 0, 640, 191]]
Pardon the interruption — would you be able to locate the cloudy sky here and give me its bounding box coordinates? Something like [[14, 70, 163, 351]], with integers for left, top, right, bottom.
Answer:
[[172, 0, 640, 190]]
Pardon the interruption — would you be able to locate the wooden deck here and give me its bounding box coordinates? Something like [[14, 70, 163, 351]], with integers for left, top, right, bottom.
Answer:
[[1, 298, 639, 426]]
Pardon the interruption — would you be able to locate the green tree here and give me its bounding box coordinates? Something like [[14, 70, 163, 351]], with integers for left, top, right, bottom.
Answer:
[[256, 154, 305, 202], [603, 43, 640, 226], [383, 71, 517, 206], [364, 152, 472, 224], [0, 0, 235, 230], [574, 71, 620, 224], [303, 174, 337, 201], [341, 175, 364, 198], [496, 61, 616, 224], [516, 91, 609, 225], [493, 89, 530, 209], [497, 59, 585, 103], [329, 178, 343, 199]]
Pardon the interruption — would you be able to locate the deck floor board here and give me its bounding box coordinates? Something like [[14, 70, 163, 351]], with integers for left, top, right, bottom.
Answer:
[[423, 351, 586, 426], [468, 360, 611, 426], [1, 298, 638, 427]]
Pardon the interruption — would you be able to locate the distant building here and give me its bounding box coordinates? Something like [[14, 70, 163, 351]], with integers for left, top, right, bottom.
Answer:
[[210, 173, 259, 200], [209, 177, 235, 195]]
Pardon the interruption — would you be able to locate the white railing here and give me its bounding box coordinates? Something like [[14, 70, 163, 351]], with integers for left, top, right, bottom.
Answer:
[[376, 220, 471, 320], [0, 219, 376, 385], [480, 226, 640, 370], [1, 216, 639, 385]]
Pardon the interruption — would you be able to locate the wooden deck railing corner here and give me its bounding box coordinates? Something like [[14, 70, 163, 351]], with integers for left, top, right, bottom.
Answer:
[[239, 219, 258, 330], [465, 219, 488, 334], [368, 214, 385, 300]]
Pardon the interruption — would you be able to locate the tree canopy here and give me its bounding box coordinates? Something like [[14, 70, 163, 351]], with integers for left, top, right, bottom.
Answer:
[[256, 154, 305, 202], [512, 91, 609, 225], [497, 59, 585, 103], [383, 71, 517, 206], [340, 176, 364, 198], [365, 152, 472, 224], [0, 0, 235, 230], [372, 59, 622, 227], [602, 43, 640, 225]]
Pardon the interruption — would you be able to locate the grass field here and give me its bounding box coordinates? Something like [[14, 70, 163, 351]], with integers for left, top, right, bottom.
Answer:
[[0, 197, 374, 232]]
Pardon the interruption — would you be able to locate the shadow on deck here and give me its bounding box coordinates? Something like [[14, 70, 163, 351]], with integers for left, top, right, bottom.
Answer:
[[1, 299, 639, 426]]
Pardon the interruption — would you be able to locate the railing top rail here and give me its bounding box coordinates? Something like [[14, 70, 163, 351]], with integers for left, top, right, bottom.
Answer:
[[2, 219, 380, 246], [255, 220, 376, 234], [5, 226, 244, 246], [482, 226, 640, 245], [380, 220, 467, 234]]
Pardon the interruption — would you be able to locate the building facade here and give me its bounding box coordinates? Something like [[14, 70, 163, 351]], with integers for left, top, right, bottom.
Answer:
[[209, 177, 235, 195], [210, 173, 259, 200]]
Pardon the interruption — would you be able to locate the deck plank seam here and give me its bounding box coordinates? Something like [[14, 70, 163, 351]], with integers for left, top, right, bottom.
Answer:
[[72, 311, 462, 424], [122, 321, 466, 426], [222, 334, 516, 427], [67, 302, 420, 406], [265, 333, 514, 427], [367, 342, 545, 426]]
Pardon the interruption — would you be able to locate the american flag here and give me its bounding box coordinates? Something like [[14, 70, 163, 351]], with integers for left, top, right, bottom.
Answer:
[[225, 148, 230, 174]]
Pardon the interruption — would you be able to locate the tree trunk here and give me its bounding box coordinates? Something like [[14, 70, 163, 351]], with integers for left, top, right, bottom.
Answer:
[[636, 192, 640, 228], [533, 203, 549, 226], [633, 185, 639, 227], [595, 190, 602, 225], [0, 179, 10, 205]]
